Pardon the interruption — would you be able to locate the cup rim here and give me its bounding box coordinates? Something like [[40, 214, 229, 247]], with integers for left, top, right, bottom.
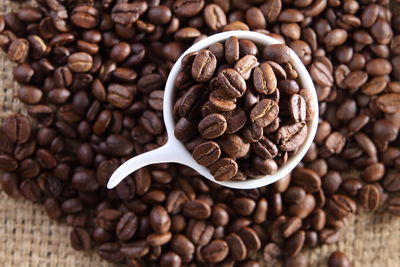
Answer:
[[163, 31, 319, 189]]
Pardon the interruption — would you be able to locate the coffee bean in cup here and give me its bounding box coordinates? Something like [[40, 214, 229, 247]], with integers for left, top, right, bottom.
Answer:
[[174, 38, 314, 181]]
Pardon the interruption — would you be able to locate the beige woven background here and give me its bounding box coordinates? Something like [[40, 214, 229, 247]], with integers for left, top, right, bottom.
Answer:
[[1, 1, 400, 266]]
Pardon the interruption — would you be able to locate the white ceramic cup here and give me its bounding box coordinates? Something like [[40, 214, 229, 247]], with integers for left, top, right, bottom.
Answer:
[[107, 31, 319, 190]]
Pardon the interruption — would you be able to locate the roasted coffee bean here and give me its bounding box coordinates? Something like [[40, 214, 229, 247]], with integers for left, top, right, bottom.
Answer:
[[290, 40, 311, 64], [70, 227, 91, 251], [202, 239, 229, 263], [234, 55, 259, 80], [282, 217, 302, 238], [217, 68, 246, 98], [250, 99, 279, 127], [176, 28, 200, 42], [292, 168, 321, 193], [232, 197, 256, 216], [324, 29, 348, 46], [0, 173, 19, 197], [325, 132, 346, 154], [175, 117, 197, 142], [382, 170, 400, 193], [111, 2, 143, 26], [173, 0, 205, 17], [209, 158, 238, 181], [288, 194, 316, 219], [147, 6, 172, 25], [20, 179, 42, 202], [263, 44, 290, 64], [116, 212, 138, 241], [68, 52, 93, 73], [198, 114, 227, 139], [13, 63, 34, 84], [354, 133, 377, 160], [371, 19, 393, 45], [171, 234, 195, 259], [344, 71, 368, 90], [226, 233, 247, 260], [187, 220, 214, 245], [278, 79, 300, 95], [311, 208, 326, 231], [120, 240, 150, 258], [362, 163, 385, 182], [175, 71, 194, 90], [107, 84, 133, 109], [191, 50, 217, 83], [218, 134, 249, 159], [109, 42, 131, 63], [245, 7, 266, 30], [179, 84, 206, 118], [263, 242, 281, 264], [283, 253, 308, 267], [18, 158, 39, 179], [253, 157, 278, 175], [239, 39, 258, 57], [253, 63, 277, 95], [340, 178, 362, 196], [359, 184, 381, 211], [260, 0, 282, 23], [276, 122, 308, 152], [288, 94, 307, 122], [225, 36, 239, 65], [192, 141, 221, 166], [92, 226, 113, 243], [149, 206, 170, 233], [71, 6, 99, 29], [138, 73, 163, 94], [98, 242, 124, 263], [183, 199, 211, 219], [8, 39, 29, 63], [310, 61, 333, 87], [372, 120, 398, 142], [387, 197, 400, 217], [284, 230, 305, 257], [3, 114, 31, 145], [319, 228, 340, 245], [147, 232, 172, 247], [241, 123, 263, 143], [204, 4, 227, 31], [251, 136, 278, 160], [328, 251, 350, 267], [211, 205, 229, 226], [238, 226, 261, 251], [140, 110, 163, 135], [44, 197, 62, 220], [160, 251, 182, 267], [322, 171, 342, 195], [208, 43, 224, 63], [17, 85, 43, 104], [209, 89, 237, 112], [283, 186, 306, 204], [0, 154, 18, 172], [222, 108, 246, 134], [327, 194, 356, 219]]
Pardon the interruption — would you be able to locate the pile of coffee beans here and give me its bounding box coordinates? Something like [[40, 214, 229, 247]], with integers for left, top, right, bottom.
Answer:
[[174, 38, 314, 181], [0, 0, 399, 266]]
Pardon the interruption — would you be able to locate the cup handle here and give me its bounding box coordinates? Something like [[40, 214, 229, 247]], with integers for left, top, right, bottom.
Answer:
[[107, 141, 177, 189]]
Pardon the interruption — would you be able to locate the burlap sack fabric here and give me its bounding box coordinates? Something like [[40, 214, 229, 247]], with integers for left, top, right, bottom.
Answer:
[[1, 1, 400, 266]]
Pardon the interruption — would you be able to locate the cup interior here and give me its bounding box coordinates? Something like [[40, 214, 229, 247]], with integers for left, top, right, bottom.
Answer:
[[163, 31, 319, 189]]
